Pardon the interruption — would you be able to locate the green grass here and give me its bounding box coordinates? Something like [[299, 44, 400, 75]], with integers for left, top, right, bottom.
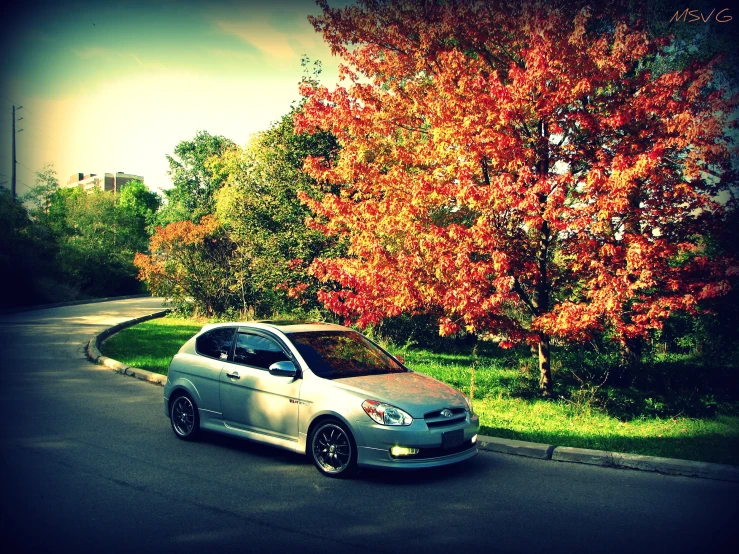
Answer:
[[400, 348, 739, 465], [102, 316, 739, 465], [100, 317, 202, 375]]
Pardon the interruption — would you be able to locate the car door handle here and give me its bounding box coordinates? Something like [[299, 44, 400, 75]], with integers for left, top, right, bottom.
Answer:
[[225, 371, 240, 379]]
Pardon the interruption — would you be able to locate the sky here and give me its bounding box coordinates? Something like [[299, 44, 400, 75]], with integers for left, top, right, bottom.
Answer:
[[0, 0, 349, 196]]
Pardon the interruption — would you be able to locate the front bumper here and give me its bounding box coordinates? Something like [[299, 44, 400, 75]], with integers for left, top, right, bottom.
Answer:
[[354, 412, 480, 469]]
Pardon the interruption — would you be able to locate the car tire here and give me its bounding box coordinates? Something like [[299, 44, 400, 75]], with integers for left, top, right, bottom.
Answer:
[[309, 419, 357, 478], [170, 392, 200, 441]]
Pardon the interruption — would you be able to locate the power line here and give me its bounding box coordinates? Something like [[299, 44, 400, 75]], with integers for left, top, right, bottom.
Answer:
[[15, 160, 35, 173], [13, 178, 32, 191], [17, 105, 35, 118], [14, 113, 50, 136], [13, 120, 66, 159], [18, 126, 63, 151]]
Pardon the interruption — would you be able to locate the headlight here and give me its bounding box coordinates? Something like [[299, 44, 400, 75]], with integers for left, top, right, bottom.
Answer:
[[362, 400, 413, 426]]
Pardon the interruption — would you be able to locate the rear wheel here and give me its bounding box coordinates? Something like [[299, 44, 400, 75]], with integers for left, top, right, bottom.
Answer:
[[309, 420, 357, 477], [170, 393, 200, 441]]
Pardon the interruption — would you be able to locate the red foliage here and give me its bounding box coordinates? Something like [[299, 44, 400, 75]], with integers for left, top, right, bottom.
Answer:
[[297, 0, 737, 348]]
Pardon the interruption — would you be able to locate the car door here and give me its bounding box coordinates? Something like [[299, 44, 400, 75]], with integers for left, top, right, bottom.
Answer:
[[188, 326, 237, 413], [219, 331, 301, 441]]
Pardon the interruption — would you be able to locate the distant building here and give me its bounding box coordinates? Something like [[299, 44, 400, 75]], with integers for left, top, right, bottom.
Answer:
[[65, 172, 144, 193]]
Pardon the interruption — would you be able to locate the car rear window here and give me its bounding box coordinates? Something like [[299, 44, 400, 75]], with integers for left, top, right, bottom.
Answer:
[[196, 327, 235, 360], [288, 331, 406, 379]]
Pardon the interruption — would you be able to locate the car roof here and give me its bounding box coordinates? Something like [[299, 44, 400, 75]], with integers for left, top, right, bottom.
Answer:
[[199, 320, 350, 335]]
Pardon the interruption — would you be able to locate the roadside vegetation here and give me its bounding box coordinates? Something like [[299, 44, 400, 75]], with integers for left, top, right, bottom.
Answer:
[[101, 314, 739, 465], [1, 172, 159, 307]]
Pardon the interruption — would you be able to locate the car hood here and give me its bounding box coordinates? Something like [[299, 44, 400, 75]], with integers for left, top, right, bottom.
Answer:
[[331, 371, 466, 418]]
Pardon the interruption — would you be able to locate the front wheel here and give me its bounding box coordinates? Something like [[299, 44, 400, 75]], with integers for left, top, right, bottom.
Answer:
[[309, 420, 357, 478], [170, 393, 200, 441]]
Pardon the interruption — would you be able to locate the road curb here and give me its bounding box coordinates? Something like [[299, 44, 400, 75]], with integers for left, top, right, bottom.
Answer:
[[478, 436, 555, 459], [552, 446, 615, 466], [549, 445, 739, 482], [85, 312, 739, 484], [610, 452, 739, 482], [86, 309, 171, 386]]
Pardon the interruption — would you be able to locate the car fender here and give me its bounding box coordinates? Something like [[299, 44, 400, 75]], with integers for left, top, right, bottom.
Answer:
[[165, 377, 202, 414], [306, 409, 368, 449]]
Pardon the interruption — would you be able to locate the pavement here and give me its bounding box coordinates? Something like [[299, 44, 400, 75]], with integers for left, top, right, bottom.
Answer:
[[2, 297, 738, 554], [0, 293, 151, 315], [88, 307, 739, 484]]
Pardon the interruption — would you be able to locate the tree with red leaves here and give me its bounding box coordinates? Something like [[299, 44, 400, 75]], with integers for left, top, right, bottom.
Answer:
[[296, 0, 738, 395]]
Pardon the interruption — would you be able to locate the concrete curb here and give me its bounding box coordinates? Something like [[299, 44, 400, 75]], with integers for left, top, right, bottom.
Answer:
[[1, 293, 151, 315], [478, 436, 555, 460], [85, 312, 739, 484], [552, 446, 615, 466], [86, 309, 171, 386], [476, 436, 739, 483], [546, 445, 738, 483]]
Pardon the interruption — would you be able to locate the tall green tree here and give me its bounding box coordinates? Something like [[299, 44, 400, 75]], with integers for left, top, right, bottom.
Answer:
[[23, 163, 59, 219], [159, 131, 237, 224], [50, 188, 144, 297], [118, 179, 162, 251], [215, 109, 341, 317]]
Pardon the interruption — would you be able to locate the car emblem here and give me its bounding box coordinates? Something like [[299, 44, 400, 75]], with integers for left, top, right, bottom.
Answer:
[[441, 409, 454, 418]]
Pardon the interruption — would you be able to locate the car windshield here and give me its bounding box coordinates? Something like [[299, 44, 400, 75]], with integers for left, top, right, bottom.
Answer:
[[287, 330, 407, 379]]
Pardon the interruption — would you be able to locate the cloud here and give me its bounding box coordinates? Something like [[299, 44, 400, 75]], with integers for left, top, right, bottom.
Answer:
[[216, 18, 297, 58]]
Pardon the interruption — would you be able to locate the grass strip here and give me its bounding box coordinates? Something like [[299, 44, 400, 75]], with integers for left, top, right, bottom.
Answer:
[[100, 317, 739, 465], [100, 317, 202, 375]]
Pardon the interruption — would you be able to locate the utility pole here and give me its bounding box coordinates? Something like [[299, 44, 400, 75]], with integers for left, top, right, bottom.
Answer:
[[11, 105, 23, 198]]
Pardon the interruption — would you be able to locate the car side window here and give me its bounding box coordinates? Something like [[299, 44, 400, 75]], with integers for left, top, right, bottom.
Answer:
[[196, 328, 235, 360], [233, 333, 290, 370]]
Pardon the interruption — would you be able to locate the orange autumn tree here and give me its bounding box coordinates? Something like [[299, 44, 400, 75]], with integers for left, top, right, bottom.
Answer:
[[134, 215, 237, 316], [296, 0, 737, 395]]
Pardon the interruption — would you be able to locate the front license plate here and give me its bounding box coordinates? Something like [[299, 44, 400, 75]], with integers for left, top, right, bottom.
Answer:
[[442, 429, 464, 449]]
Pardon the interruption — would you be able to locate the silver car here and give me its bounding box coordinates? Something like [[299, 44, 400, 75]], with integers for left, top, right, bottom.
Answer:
[[164, 321, 479, 477]]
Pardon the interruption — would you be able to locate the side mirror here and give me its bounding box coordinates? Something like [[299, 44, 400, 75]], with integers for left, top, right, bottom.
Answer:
[[394, 355, 405, 365], [269, 360, 297, 378]]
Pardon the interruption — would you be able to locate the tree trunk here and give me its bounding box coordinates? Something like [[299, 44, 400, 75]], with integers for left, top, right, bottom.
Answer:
[[534, 119, 553, 398], [622, 337, 642, 365], [538, 336, 553, 397], [621, 337, 644, 369]]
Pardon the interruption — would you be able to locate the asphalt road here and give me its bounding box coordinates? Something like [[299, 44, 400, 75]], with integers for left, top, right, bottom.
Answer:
[[0, 298, 737, 554]]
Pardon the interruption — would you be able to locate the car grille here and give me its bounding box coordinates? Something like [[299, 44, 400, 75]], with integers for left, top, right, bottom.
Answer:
[[424, 407, 467, 428]]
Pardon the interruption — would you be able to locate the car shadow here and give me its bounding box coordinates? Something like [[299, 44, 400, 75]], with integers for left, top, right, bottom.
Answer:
[[197, 430, 312, 467]]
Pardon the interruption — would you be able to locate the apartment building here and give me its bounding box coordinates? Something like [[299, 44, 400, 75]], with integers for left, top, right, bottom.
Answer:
[[65, 172, 144, 193]]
